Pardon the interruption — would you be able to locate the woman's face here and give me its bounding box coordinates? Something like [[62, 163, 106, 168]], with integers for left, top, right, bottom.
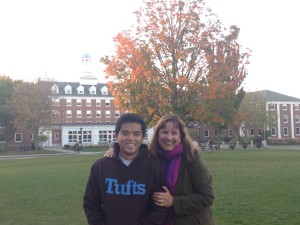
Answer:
[[157, 121, 181, 151]]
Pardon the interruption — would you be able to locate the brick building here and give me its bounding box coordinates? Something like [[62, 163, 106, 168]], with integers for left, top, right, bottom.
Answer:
[[187, 90, 300, 144], [1, 54, 300, 148], [252, 90, 300, 141]]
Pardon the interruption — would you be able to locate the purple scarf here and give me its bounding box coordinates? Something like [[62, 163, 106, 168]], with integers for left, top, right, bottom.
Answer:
[[158, 143, 184, 225]]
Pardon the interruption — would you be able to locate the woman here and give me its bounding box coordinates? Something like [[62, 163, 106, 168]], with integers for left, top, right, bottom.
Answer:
[[104, 114, 214, 225], [150, 114, 214, 225]]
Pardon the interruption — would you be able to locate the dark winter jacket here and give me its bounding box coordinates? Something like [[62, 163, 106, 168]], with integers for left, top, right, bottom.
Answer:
[[171, 150, 214, 225], [83, 143, 167, 225]]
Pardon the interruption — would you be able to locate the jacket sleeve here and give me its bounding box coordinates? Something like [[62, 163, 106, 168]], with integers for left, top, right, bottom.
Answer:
[[139, 159, 168, 225], [83, 163, 107, 225], [173, 151, 214, 216]]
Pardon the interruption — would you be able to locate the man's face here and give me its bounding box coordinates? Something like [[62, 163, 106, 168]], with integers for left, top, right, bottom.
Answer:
[[116, 122, 144, 160]]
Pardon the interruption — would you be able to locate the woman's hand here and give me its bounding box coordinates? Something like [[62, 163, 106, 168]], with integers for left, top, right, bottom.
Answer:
[[103, 148, 114, 158], [153, 186, 173, 207]]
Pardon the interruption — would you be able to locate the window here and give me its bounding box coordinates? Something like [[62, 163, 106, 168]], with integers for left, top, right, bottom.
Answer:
[[295, 127, 300, 136], [65, 85, 72, 94], [68, 131, 79, 143], [295, 115, 300, 123], [82, 130, 92, 143], [66, 110, 72, 118], [77, 85, 84, 94], [204, 130, 209, 137], [15, 133, 22, 142], [98, 130, 115, 143], [52, 110, 59, 118], [51, 85, 59, 93], [86, 99, 91, 107], [295, 104, 299, 110], [55, 133, 59, 140], [96, 110, 101, 118], [66, 99, 72, 106], [86, 110, 92, 118], [272, 115, 276, 123], [250, 128, 254, 136], [99, 130, 108, 143], [105, 100, 110, 107], [89, 86, 96, 95], [229, 129, 232, 137], [101, 86, 108, 95], [77, 110, 82, 118], [283, 127, 288, 136], [271, 128, 276, 136], [282, 104, 287, 110], [144, 131, 149, 142], [96, 99, 101, 107], [115, 110, 120, 118], [257, 128, 262, 136], [52, 98, 60, 106], [76, 99, 82, 106], [270, 104, 275, 110], [214, 130, 218, 136], [106, 110, 111, 118], [0, 133, 5, 142], [30, 133, 33, 141], [283, 115, 288, 123]]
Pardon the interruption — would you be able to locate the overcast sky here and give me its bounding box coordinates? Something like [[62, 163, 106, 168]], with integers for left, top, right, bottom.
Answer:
[[0, 0, 299, 98]]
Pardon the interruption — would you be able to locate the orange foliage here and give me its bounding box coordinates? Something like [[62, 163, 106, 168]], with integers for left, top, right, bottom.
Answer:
[[100, 0, 250, 126]]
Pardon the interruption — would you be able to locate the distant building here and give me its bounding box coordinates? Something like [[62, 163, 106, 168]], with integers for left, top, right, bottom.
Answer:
[[192, 90, 300, 144], [45, 81, 122, 147], [1, 54, 300, 148], [249, 90, 300, 140], [0, 54, 127, 149]]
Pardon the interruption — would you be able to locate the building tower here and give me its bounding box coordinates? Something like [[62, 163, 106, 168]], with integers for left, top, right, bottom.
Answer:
[[79, 53, 98, 85]]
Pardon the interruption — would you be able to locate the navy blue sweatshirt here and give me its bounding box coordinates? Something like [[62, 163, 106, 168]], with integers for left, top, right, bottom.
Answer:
[[83, 144, 167, 225]]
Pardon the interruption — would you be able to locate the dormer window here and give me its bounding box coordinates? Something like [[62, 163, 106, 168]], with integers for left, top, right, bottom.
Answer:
[[77, 85, 84, 94], [51, 85, 59, 94], [101, 86, 108, 95], [89, 86, 96, 95], [65, 85, 72, 94]]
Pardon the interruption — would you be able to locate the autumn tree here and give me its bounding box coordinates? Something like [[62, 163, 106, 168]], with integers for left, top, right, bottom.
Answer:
[[237, 91, 274, 140], [0, 75, 16, 150], [101, 0, 250, 126], [10, 79, 53, 149], [202, 88, 246, 148]]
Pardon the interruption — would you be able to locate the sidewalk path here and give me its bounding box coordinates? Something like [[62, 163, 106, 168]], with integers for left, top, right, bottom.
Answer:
[[0, 147, 102, 160]]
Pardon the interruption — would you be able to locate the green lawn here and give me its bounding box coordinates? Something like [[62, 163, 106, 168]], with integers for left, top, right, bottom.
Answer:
[[0, 149, 299, 225]]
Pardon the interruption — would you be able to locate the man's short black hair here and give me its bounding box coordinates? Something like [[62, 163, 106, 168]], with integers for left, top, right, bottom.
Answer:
[[115, 113, 147, 137]]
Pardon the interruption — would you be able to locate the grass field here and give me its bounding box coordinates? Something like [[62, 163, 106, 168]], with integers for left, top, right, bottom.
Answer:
[[0, 148, 299, 225]]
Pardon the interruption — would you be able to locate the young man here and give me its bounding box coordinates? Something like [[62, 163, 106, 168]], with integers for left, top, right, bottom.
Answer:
[[83, 113, 166, 225]]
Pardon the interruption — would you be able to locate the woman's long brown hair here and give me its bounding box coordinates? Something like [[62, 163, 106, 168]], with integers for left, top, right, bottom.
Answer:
[[148, 114, 199, 161]]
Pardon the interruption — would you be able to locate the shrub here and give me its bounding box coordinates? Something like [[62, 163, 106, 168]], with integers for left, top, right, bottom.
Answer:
[[254, 136, 263, 149], [63, 144, 70, 149], [241, 137, 250, 149]]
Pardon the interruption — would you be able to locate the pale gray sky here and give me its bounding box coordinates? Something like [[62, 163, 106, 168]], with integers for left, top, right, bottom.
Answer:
[[0, 0, 299, 98]]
